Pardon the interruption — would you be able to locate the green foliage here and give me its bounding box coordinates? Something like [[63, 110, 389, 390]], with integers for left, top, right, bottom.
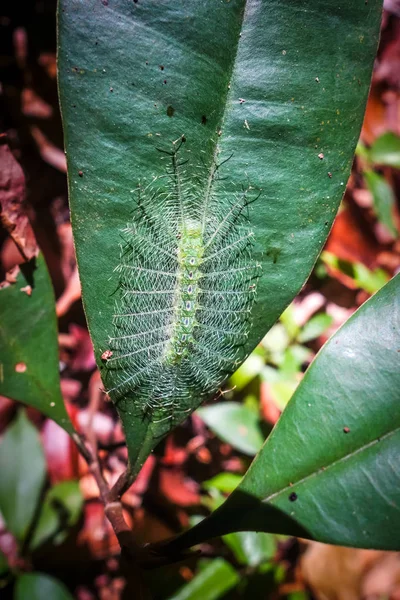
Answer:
[[15, 573, 73, 600], [225, 302, 327, 420], [197, 401, 264, 456], [0, 411, 82, 594], [29, 480, 83, 550], [364, 170, 397, 238], [223, 530, 275, 567], [0, 254, 73, 433], [0, 412, 82, 547], [321, 251, 389, 293], [357, 132, 400, 237], [57, 0, 381, 473], [0, 550, 9, 578], [168, 559, 239, 600], [0, 410, 46, 541], [297, 313, 333, 344], [158, 274, 400, 552], [203, 473, 242, 495], [369, 131, 400, 168]]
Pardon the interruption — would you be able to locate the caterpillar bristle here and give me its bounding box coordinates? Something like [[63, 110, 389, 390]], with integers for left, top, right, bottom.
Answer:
[[104, 141, 261, 418]]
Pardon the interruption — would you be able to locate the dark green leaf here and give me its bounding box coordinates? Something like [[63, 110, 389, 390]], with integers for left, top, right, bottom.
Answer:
[[0, 254, 73, 433], [370, 132, 400, 168], [29, 480, 83, 550], [0, 410, 46, 541], [58, 0, 382, 470], [364, 170, 398, 238], [160, 274, 400, 552], [197, 402, 264, 456], [168, 559, 239, 600], [0, 550, 9, 577], [15, 573, 73, 600]]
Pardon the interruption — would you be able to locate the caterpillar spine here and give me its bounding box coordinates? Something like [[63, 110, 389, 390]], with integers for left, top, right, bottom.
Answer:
[[105, 139, 261, 418]]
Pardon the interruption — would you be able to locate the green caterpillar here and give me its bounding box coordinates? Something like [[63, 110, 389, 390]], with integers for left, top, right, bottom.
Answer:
[[105, 138, 260, 419]]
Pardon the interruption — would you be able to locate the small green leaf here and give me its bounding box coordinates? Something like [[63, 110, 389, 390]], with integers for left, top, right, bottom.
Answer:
[[0, 254, 74, 433], [355, 141, 371, 161], [262, 324, 290, 360], [203, 473, 242, 494], [223, 531, 275, 567], [15, 573, 73, 600], [289, 344, 313, 367], [197, 402, 264, 456], [269, 381, 297, 410], [322, 251, 389, 294], [29, 480, 83, 551], [287, 593, 310, 600], [352, 262, 390, 294], [229, 354, 265, 392], [0, 410, 46, 541], [168, 559, 239, 600], [297, 313, 333, 343], [160, 274, 400, 552], [279, 348, 303, 377], [364, 170, 398, 238], [280, 306, 301, 341], [370, 132, 400, 168]]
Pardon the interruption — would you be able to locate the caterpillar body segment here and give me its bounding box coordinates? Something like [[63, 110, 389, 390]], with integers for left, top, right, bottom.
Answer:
[[105, 142, 260, 418]]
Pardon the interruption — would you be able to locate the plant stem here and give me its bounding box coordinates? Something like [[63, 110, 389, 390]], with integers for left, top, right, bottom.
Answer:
[[71, 377, 152, 597]]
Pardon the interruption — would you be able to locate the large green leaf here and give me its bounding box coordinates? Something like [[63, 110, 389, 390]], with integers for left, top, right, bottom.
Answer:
[[0, 410, 46, 542], [58, 0, 382, 472], [0, 254, 73, 433], [158, 274, 400, 553]]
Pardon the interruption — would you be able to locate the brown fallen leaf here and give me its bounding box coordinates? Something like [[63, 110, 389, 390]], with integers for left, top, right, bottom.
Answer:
[[56, 265, 81, 317], [0, 143, 38, 261], [5, 265, 20, 284], [30, 126, 67, 173], [260, 380, 281, 425], [325, 207, 379, 269], [21, 88, 53, 119], [301, 541, 400, 600]]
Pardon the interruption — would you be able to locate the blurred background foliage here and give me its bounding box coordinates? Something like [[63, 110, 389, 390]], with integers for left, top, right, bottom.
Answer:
[[0, 1, 400, 599]]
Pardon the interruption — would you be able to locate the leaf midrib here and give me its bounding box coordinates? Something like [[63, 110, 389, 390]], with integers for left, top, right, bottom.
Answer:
[[202, 0, 248, 197], [263, 426, 400, 504]]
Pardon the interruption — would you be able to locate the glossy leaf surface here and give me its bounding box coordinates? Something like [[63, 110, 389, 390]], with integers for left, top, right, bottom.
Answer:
[[58, 0, 382, 470], [162, 274, 400, 552], [0, 255, 73, 433]]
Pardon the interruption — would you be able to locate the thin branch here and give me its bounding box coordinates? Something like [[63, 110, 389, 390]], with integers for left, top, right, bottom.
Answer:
[[109, 468, 137, 501], [71, 372, 153, 594]]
